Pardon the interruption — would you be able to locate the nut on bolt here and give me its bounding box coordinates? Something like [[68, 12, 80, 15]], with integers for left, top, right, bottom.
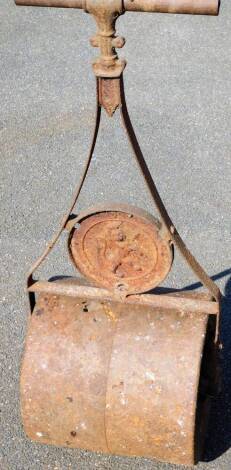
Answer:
[[112, 36, 126, 48], [90, 35, 99, 47]]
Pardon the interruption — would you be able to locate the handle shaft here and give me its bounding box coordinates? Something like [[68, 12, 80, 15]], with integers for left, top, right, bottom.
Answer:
[[15, 0, 82, 7], [15, 0, 219, 15], [125, 0, 219, 15]]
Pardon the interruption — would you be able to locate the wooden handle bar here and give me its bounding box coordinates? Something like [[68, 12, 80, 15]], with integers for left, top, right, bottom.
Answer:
[[15, 0, 219, 15]]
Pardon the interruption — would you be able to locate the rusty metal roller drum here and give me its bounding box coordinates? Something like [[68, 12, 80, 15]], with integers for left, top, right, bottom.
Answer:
[[15, 0, 220, 16], [21, 279, 216, 466]]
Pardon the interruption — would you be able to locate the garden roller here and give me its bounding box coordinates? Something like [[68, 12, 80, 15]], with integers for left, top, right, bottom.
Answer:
[[15, 0, 222, 466]]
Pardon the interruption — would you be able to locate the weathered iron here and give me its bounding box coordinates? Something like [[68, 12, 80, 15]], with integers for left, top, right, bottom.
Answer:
[[15, 0, 222, 466], [22, 279, 218, 466], [28, 280, 220, 315], [69, 206, 173, 294]]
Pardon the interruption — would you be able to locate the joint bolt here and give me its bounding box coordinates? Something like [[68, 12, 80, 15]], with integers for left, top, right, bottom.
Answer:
[[90, 35, 100, 47], [112, 36, 126, 48]]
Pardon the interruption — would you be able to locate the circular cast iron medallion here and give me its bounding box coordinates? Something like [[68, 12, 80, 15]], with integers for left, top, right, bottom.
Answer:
[[69, 207, 173, 294]]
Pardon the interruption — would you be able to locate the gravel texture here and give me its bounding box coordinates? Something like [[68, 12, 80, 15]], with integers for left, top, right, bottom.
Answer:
[[0, 0, 231, 469]]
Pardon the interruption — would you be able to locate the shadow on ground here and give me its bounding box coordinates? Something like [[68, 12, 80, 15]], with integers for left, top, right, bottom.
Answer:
[[203, 273, 231, 462], [173, 268, 231, 462]]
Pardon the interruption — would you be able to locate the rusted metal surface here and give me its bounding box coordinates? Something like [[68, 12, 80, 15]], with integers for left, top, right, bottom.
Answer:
[[85, 0, 127, 78], [98, 78, 121, 116], [15, 0, 222, 465], [15, 0, 220, 16], [28, 279, 220, 314], [21, 279, 217, 465], [69, 208, 173, 294]]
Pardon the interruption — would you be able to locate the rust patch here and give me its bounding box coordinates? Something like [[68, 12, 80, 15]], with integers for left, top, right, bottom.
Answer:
[[35, 308, 44, 316], [69, 209, 173, 294], [20, 284, 217, 465], [98, 78, 121, 116]]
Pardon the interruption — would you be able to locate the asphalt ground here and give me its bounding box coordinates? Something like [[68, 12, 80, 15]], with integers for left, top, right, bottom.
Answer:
[[0, 0, 231, 469]]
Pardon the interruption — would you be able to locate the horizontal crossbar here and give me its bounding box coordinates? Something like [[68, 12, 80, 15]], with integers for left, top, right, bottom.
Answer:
[[28, 280, 219, 315], [15, 0, 219, 16]]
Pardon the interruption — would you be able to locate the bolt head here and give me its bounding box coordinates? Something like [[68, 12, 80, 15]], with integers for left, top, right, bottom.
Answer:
[[90, 35, 99, 47], [112, 36, 126, 49]]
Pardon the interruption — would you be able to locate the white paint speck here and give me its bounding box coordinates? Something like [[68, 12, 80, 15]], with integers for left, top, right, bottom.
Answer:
[[177, 418, 184, 428], [145, 371, 155, 381]]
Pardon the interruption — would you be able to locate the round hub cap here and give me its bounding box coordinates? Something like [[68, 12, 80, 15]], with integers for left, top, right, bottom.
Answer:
[[69, 208, 173, 294]]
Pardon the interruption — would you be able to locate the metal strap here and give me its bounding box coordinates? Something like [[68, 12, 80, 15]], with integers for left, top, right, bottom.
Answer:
[[27, 80, 101, 312], [119, 77, 221, 304], [119, 77, 220, 341]]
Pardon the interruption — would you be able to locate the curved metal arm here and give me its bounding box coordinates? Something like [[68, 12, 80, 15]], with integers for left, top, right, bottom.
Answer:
[[27, 82, 101, 312]]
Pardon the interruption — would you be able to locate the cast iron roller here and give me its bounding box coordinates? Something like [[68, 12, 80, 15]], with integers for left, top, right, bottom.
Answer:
[[15, 0, 222, 466]]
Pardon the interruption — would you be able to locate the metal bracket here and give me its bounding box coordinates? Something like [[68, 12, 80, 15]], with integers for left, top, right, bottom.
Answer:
[[84, 0, 126, 77]]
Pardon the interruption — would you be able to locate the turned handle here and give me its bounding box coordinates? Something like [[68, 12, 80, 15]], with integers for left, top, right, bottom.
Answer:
[[15, 0, 219, 16]]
